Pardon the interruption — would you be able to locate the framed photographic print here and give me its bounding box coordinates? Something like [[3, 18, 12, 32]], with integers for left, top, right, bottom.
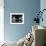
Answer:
[[10, 13, 24, 24]]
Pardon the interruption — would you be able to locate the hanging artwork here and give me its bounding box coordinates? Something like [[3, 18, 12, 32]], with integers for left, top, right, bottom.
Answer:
[[10, 13, 24, 24]]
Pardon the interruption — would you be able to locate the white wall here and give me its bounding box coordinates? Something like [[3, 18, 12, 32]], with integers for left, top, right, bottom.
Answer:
[[0, 0, 4, 42]]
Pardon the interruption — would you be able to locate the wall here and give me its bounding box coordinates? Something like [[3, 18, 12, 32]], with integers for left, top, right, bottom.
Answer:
[[4, 0, 40, 42], [0, 0, 4, 42], [40, 0, 46, 27]]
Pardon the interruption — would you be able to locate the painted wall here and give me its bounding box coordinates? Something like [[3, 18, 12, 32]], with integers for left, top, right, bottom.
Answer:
[[0, 0, 4, 42], [40, 0, 46, 27], [4, 0, 40, 42]]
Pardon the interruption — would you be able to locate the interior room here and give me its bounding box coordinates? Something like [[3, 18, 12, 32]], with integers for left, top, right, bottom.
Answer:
[[0, 0, 46, 46]]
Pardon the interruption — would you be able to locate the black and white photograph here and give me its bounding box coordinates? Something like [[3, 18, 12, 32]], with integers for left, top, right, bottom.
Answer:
[[10, 13, 24, 24]]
